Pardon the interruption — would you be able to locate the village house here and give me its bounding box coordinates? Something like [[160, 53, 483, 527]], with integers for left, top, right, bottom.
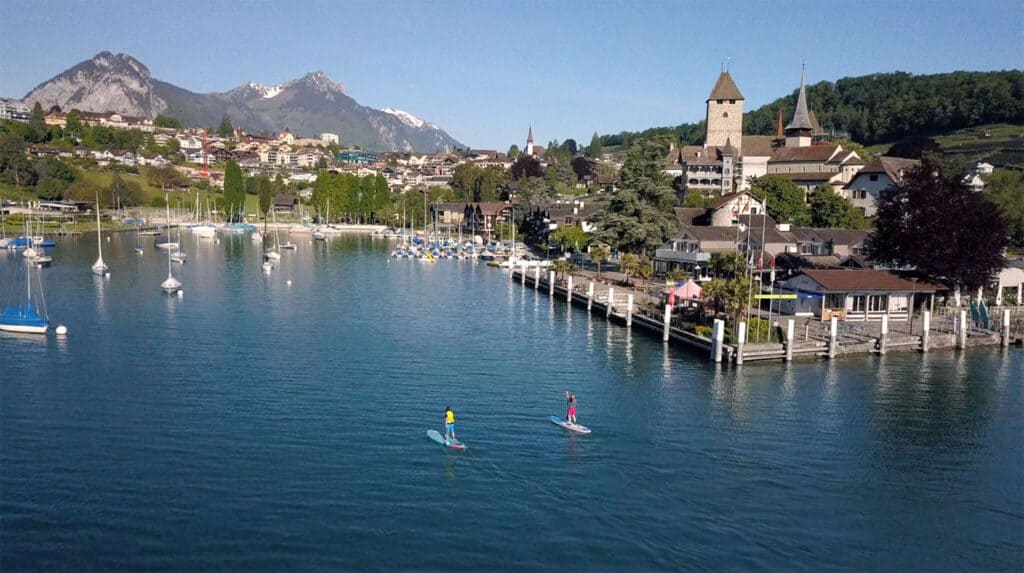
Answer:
[[775, 269, 943, 322], [273, 194, 298, 213], [844, 156, 919, 216], [654, 226, 741, 279], [431, 202, 514, 238]]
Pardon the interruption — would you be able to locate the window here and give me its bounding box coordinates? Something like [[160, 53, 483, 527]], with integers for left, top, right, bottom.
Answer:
[[717, 100, 723, 104], [868, 294, 888, 312], [851, 295, 866, 312], [729, 99, 735, 104], [869, 174, 879, 182], [723, 112, 729, 118], [826, 294, 844, 309]]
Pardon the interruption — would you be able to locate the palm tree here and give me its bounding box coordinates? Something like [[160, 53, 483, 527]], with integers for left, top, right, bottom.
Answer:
[[551, 258, 573, 282], [637, 254, 654, 283], [590, 244, 610, 281], [619, 252, 640, 286], [709, 251, 744, 279], [704, 276, 754, 330]]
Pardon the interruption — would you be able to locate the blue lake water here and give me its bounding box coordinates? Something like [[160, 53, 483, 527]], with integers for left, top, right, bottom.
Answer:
[[1, 232, 1022, 572]]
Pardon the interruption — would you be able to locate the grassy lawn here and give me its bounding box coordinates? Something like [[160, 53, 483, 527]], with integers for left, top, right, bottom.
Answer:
[[864, 123, 1023, 161]]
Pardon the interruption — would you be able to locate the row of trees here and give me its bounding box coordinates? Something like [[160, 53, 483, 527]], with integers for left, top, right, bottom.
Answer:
[[309, 169, 391, 223]]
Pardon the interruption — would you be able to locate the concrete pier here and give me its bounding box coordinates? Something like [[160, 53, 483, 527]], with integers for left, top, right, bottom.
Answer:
[[828, 316, 838, 359], [606, 288, 614, 318], [626, 294, 634, 327], [566, 276, 573, 302]]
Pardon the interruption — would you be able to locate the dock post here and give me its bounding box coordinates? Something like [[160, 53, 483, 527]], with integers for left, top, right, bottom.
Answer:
[[607, 288, 615, 318], [715, 319, 725, 363], [785, 319, 794, 361], [710, 319, 722, 362], [879, 315, 889, 355], [534, 266, 541, 288], [958, 309, 967, 349], [828, 316, 838, 359], [566, 275, 574, 302], [1003, 309, 1011, 347], [922, 310, 930, 352], [663, 305, 671, 342], [549, 271, 555, 296], [521, 263, 527, 285], [587, 282, 594, 311], [626, 294, 634, 327], [736, 321, 747, 365]]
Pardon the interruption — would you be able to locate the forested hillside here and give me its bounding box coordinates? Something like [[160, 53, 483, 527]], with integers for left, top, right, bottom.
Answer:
[[597, 70, 1023, 149]]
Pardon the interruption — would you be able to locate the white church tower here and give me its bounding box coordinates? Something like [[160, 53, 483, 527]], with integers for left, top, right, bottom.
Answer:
[[526, 126, 535, 157]]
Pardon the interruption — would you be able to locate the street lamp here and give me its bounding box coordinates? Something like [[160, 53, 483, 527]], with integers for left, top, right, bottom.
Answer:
[[694, 265, 701, 282]]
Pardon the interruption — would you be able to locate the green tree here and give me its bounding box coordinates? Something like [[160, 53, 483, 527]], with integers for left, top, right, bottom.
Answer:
[[27, 102, 47, 143], [223, 160, 245, 219], [256, 174, 274, 217], [507, 144, 521, 159], [637, 254, 654, 282], [107, 174, 142, 207], [592, 141, 678, 253], [0, 135, 37, 187], [551, 258, 578, 282], [619, 252, 640, 285], [510, 155, 544, 180], [589, 244, 610, 280], [217, 115, 234, 138], [869, 155, 1008, 290], [551, 224, 589, 253], [984, 169, 1024, 247], [36, 178, 67, 200], [809, 188, 868, 229], [65, 109, 83, 140], [517, 176, 550, 207], [589, 131, 603, 157], [154, 115, 182, 129], [703, 275, 754, 329], [708, 251, 744, 278], [749, 175, 811, 226]]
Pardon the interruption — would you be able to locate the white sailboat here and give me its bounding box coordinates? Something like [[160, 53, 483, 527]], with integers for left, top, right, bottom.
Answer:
[[0, 225, 49, 334], [170, 210, 187, 264], [264, 208, 282, 260], [160, 193, 182, 294], [92, 195, 108, 275]]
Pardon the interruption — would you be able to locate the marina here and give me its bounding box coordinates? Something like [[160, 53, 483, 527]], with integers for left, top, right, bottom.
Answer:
[[1, 233, 1021, 571]]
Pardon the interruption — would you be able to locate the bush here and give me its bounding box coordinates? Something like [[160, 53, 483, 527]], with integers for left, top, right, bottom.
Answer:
[[746, 317, 782, 343], [694, 325, 712, 338]]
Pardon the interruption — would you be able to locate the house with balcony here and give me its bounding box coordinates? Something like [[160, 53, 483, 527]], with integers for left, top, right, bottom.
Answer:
[[775, 269, 943, 322], [654, 226, 740, 278]]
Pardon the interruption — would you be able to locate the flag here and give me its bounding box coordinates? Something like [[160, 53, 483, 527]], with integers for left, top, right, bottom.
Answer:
[[668, 290, 676, 307], [770, 257, 776, 269]]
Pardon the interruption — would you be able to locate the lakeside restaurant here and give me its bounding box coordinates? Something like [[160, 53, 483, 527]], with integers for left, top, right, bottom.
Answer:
[[776, 269, 943, 322]]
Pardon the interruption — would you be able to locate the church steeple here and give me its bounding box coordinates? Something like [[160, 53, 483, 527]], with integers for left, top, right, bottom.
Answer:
[[526, 126, 535, 156], [784, 66, 813, 147]]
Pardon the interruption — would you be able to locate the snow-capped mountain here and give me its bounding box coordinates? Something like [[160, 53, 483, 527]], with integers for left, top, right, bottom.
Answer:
[[21, 52, 463, 152]]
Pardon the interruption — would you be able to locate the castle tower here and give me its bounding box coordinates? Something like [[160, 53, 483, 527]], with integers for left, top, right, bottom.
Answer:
[[705, 71, 744, 151], [526, 126, 534, 157], [785, 68, 813, 148]]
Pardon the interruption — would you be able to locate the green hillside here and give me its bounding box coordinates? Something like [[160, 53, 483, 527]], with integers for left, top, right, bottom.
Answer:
[[598, 69, 1024, 152]]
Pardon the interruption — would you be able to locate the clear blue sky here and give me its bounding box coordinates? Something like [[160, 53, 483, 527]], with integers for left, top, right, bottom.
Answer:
[[1, 0, 1021, 150]]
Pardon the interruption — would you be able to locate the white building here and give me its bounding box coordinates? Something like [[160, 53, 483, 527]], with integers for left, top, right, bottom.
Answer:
[[844, 156, 919, 216], [320, 132, 339, 145]]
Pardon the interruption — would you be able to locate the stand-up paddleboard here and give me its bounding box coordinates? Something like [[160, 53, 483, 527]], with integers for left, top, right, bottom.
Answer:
[[427, 429, 467, 450], [551, 416, 591, 434]]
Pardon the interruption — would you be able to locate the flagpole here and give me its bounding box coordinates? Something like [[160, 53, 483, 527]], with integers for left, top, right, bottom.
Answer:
[[757, 194, 769, 342]]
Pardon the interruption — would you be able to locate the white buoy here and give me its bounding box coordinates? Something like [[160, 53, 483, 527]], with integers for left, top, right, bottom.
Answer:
[[105, 272, 110, 279], [55, 324, 68, 335], [177, 290, 184, 298]]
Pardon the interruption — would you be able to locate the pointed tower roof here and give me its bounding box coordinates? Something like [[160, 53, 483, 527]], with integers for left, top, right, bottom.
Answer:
[[722, 138, 738, 156], [706, 71, 744, 102], [527, 126, 534, 143], [785, 69, 813, 131]]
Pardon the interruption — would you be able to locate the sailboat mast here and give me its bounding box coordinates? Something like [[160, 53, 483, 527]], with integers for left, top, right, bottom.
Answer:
[[166, 193, 172, 277], [96, 194, 103, 260]]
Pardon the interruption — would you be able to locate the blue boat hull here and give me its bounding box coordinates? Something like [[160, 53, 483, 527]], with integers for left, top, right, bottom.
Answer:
[[0, 302, 48, 334]]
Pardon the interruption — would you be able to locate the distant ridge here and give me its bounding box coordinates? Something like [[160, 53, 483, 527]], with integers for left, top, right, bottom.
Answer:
[[20, 52, 464, 153]]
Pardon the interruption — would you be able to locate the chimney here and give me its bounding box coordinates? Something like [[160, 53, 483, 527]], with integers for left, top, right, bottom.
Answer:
[[776, 223, 791, 232]]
